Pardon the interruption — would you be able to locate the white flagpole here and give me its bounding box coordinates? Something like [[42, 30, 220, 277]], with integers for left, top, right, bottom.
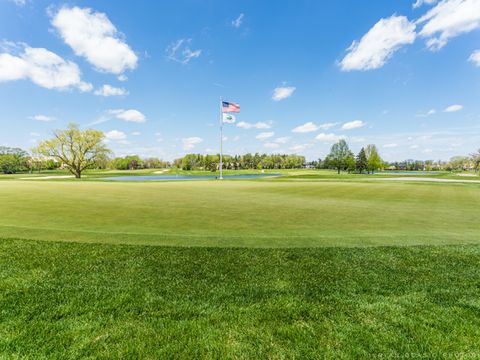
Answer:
[[219, 97, 223, 179]]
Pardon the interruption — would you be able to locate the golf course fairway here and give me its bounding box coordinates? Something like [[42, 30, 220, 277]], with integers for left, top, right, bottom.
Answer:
[[0, 179, 479, 247], [1, 178, 480, 358]]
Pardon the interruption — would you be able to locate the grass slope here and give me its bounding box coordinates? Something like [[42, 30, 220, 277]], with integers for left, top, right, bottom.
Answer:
[[0, 180, 479, 247], [1, 239, 480, 358]]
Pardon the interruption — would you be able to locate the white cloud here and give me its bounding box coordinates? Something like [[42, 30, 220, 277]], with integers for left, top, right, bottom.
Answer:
[[256, 132, 274, 141], [108, 109, 146, 122], [289, 143, 312, 152], [182, 137, 203, 150], [0, 45, 92, 91], [94, 84, 128, 97], [342, 120, 365, 130], [444, 104, 463, 112], [417, 0, 480, 51], [264, 142, 279, 149], [105, 130, 127, 140], [339, 15, 416, 71], [292, 122, 318, 133], [318, 122, 338, 130], [166, 39, 202, 64], [469, 50, 480, 66], [117, 74, 128, 81], [416, 108, 436, 117], [351, 136, 366, 143], [272, 86, 296, 101], [52, 6, 138, 74], [410, 144, 420, 149], [383, 143, 398, 148], [9, 0, 26, 6], [275, 137, 290, 144], [131, 131, 141, 136], [236, 121, 272, 129], [30, 114, 54, 122], [413, 0, 437, 8], [232, 13, 244, 28], [315, 133, 346, 142]]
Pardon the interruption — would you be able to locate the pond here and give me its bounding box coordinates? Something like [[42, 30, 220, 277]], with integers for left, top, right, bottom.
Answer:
[[379, 171, 440, 175], [100, 174, 281, 181]]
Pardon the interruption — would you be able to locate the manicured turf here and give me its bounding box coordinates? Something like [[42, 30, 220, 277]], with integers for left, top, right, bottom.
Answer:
[[1, 239, 480, 358], [1, 177, 480, 358], [0, 179, 479, 247]]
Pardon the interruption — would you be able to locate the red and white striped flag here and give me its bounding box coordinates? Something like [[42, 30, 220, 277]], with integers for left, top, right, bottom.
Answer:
[[222, 101, 240, 113]]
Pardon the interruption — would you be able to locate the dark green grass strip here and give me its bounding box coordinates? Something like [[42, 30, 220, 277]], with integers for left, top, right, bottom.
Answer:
[[1, 238, 480, 358]]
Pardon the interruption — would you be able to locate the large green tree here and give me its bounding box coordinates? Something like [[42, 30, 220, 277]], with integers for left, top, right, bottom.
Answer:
[[0, 146, 29, 174], [325, 139, 355, 174], [35, 123, 110, 178], [365, 144, 383, 174]]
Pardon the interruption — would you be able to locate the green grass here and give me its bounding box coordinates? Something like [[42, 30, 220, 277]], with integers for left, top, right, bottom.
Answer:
[[1, 177, 480, 358], [0, 180, 479, 247], [1, 239, 480, 358]]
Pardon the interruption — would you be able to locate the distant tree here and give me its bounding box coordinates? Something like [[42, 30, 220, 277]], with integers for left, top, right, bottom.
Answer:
[[365, 144, 383, 174], [356, 147, 368, 173], [0, 147, 29, 174], [35, 123, 110, 178], [325, 139, 355, 174], [448, 156, 469, 171], [470, 150, 480, 173]]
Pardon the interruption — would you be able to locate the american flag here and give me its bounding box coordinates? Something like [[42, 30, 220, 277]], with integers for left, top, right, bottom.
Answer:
[[222, 101, 240, 113]]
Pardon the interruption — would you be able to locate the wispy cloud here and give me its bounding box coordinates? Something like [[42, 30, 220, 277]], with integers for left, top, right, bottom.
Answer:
[[272, 86, 296, 101], [256, 132, 274, 141], [30, 114, 55, 122], [232, 13, 244, 28], [94, 84, 128, 97], [339, 15, 416, 71], [417, 0, 480, 51], [342, 120, 365, 130], [166, 39, 202, 64], [108, 109, 147, 122], [316, 133, 346, 142], [182, 137, 203, 150], [469, 50, 480, 66], [416, 108, 436, 117], [237, 121, 272, 129], [292, 122, 318, 133]]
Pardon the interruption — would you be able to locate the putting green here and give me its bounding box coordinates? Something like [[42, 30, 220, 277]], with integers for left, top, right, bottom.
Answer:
[[0, 179, 479, 247]]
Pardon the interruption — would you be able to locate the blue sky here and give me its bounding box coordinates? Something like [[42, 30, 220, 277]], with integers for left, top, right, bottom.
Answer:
[[1, 0, 479, 161]]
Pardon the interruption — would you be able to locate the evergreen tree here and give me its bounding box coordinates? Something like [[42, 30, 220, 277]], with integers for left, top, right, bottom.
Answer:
[[356, 147, 367, 173]]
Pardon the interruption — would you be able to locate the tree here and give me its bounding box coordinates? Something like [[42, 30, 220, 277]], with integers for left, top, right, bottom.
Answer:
[[448, 156, 469, 171], [471, 149, 480, 173], [0, 147, 29, 174], [35, 123, 110, 178], [325, 139, 354, 174], [365, 144, 383, 174], [356, 147, 368, 173]]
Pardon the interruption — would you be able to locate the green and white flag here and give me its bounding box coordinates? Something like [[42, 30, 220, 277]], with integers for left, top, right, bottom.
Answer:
[[222, 113, 236, 124]]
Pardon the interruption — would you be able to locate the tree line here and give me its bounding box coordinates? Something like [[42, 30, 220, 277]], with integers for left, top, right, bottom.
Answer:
[[174, 153, 306, 171], [1, 124, 480, 178]]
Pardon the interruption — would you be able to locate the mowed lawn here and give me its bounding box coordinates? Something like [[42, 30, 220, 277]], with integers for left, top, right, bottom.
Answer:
[[0, 179, 479, 246], [1, 179, 480, 358], [2, 240, 480, 358]]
